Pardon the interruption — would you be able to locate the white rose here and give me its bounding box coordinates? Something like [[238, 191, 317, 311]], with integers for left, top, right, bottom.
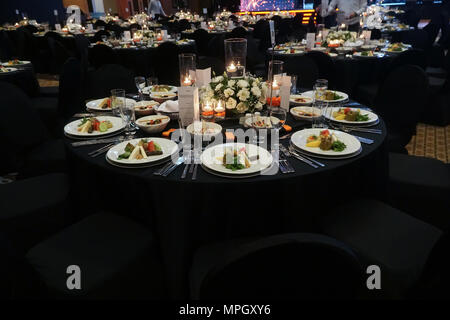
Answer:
[[236, 102, 248, 113], [226, 97, 237, 109], [252, 78, 260, 86], [251, 86, 261, 98], [237, 80, 249, 88], [228, 80, 236, 87], [215, 83, 223, 92], [203, 88, 214, 100], [213, 76, 224, 82], [237, 89, 250, 102], [255, 102, 263, 110], [224, 88, 234, 98]]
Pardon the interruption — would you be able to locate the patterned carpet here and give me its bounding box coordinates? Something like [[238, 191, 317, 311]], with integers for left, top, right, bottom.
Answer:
[[406, 124, 450, 164], [36, 76, 449, 164]]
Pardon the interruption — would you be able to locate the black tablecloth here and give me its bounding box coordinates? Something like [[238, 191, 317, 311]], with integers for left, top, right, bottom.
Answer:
[[63, 99, 388, 298], [0, 67, 40, 97]]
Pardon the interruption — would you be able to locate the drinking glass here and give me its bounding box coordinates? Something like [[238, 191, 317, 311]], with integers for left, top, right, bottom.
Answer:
[[147, 77, 158, 88], [269, 107, 287, 132], [290, 75, 298, 94], [134, 76, 146, 101], [311, 101, 326, 129], [120, 99, 136, 138], [314, 79, 328, 102], [110, 89, 125, 117]]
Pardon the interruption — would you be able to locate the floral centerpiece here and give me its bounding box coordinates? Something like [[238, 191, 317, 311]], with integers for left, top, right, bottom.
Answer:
[[322, 31, 356, 47], [201, 73, 268, 115]]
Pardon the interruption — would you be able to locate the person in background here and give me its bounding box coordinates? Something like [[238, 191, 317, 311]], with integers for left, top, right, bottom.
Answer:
[[148, 0, 166, 20], [316, 0, 337, 29], [326, 0, 367, 32]]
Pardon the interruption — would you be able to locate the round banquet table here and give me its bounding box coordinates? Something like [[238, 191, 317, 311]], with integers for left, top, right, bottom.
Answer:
[[63, 99, 388, 298], [269, 50, 396, 96], [88, 41, 197, 77]]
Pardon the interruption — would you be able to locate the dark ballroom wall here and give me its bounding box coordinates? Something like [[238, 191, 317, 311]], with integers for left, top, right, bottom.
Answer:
[[0, 0, 65, 25]]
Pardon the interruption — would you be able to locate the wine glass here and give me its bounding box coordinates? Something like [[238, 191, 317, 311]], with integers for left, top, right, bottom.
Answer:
[[110, 89, 125, 117], [120, 99, 136, 138], [134, 76, 146, 101], [146, 76, 158, 91]]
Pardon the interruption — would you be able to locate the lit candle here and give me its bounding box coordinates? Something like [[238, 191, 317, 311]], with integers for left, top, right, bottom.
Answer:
[[215, 100, 225, 113], [340, 23, 346, 30], [182, 76, 193, 86], [227, 62, 237, 73], [272, 80, 280, 91]]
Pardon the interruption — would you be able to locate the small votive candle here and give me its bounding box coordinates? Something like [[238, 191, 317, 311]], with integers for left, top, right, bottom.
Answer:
[[182, 76, 193, 86], [214, 100, 225, 120], [227, 62, 237, 73], [156, 33, 163, 41], [202, 101, 214, 119]]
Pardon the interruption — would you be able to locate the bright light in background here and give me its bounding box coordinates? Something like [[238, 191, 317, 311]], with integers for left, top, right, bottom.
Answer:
[[240, 0, 298, 12]]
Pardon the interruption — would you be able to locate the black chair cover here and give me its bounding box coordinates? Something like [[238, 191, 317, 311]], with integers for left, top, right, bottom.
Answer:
[[58, 58, 85, 119], [284, 56, 320, 89], [89, 44, 117, 69], [154, 42, 180, 86], [87, 64, 136, 99]]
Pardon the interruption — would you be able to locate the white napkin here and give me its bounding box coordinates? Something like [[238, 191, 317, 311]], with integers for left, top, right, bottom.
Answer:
[[158, 100, 179, 113]]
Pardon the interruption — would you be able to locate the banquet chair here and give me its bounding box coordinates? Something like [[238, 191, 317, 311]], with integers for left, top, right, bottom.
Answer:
[[89, 44, 117, 69], [46, 36, 73, 75], [0, 82, 66, 177], [207, 35, 225, 60], [0, 173, 71, 254], [178, 19, 191, 32], [192, 29, 210, 57], [284, 56, 320, 90], [252, 20, 268, 40], [94, 20, 107, 29], [400, 30, 430, 51], [304, 51, 337, 89], [24, 212, 166, 299], [0, 30, 15, 60], [319, 198, 445, 298], [93, 30, 111, 43], [87, 64, 136, 99], [373, 65, 428, 152], [154, 42, 180, 86], [355, 50, 427, 107], [23, 24, 38, 34], [229, 27, 247, 39], [58, 58, 85, 120], [190, 233, 364, 299], [387, 153, 450, 230], [197, 56, 225, 75]]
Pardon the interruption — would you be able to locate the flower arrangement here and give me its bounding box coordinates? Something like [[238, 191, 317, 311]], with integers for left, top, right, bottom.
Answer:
[[201, 74, 268, 115], [322, 31, 356, 47]]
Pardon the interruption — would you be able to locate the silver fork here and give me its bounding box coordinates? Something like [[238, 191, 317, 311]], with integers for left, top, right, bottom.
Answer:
[[89, 143, 115, 157], [181, 149, 193, 179], [278, 145, 296, 173]]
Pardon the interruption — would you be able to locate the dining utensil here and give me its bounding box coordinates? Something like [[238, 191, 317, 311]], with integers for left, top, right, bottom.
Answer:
[[72, 136, 125, 147], [288, 145, 325, 167], [162, 156, 184, 177], [154, 161, 175, 176], [354, 136, 374, 145], [279, 132, 293, 140], [333, 125, 382, 134], [89, 143, 115, 157], [287, 147, 319, 169]]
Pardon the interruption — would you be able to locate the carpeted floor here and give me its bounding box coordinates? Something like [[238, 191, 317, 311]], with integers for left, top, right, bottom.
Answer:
[[36, 75, 449, 164]]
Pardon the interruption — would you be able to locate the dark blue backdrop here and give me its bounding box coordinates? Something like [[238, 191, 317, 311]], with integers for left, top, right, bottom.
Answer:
[[0, 0, 65, 25]]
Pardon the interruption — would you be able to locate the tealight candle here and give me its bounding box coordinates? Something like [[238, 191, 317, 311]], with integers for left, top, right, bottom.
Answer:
[[272, 80, 280, 91], [227, 62, 237, 73], [182, 76, 193, 86]]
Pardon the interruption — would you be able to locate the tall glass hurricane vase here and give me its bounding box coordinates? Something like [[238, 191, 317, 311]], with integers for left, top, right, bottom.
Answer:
[[224, 38, 247, 79]]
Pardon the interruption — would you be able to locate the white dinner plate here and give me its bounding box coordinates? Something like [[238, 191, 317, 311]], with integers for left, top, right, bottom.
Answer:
[[86, 98, 136, 112], [323, 107, 379, 125], [0, 67, 18, 73], [107, 137, 178, 165], [290, 95, 313, 105], [201, 143, 273, 176], [291, 128, 361, 157], [353, 52, 384, 58], [186, 122, 222, 138], [290, 106, 321, 120], [1, 61, 30, 67], [64, 116, 125, 138], [291, 143, 363, 160], [244, 116, 280, 129], [106, 155, 171, 169], [143, 85, 177, 95], [302, 90, 349, 103]]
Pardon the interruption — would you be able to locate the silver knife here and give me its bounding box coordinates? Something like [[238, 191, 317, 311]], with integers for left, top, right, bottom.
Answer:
[[72, 137, 124, 147], [162, 157, 184, 177], [288, 149, 319, 169]]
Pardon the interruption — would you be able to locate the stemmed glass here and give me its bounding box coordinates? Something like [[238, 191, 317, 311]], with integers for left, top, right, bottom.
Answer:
[[269, 107, 287, 133], [312, 79, 328, 128], [120, 99, 136, 138], [134, 76, 146, 101]]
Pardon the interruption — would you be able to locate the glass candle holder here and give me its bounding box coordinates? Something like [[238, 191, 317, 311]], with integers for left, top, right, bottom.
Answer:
[[267, 60, 283, 107], [201, 101, 214, 120], [214, 100, 226, 121], [178, 53, 196, 86], [224, 38, 247, 79]]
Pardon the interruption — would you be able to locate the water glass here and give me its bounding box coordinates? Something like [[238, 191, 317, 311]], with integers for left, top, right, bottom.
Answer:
[[269, 107, 287, 132], [134, 77, 146, 101], [290, 75, 298, 94], [120, 99, 136, 137], [311, 101, 327, 129], [110, 89, 125, 117], [314, 79, 328, 102]]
